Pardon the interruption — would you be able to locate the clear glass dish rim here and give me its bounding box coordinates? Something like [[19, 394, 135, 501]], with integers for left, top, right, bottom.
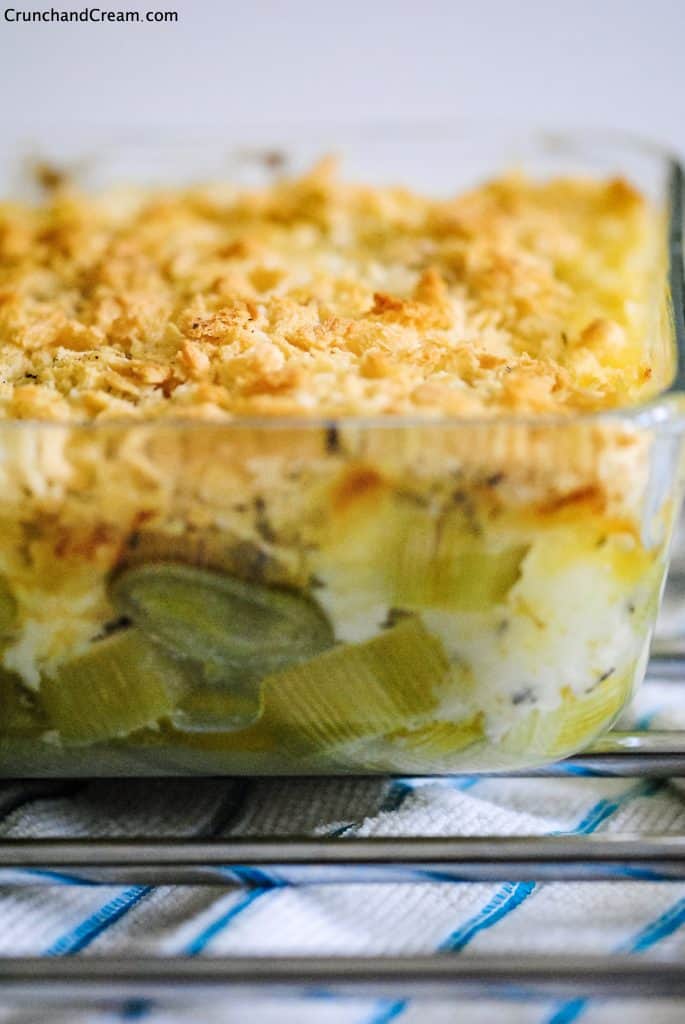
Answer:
[[1, 126, 683, 436]]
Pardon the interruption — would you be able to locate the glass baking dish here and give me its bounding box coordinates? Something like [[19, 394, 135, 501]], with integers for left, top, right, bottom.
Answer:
[[1, 129, 684, 777]]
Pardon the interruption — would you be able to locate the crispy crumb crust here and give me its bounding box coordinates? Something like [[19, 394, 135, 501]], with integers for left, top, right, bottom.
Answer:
[[0, 160, 667, 421]]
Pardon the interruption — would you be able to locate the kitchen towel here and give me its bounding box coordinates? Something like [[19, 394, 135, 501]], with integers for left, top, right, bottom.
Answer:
[[2, 678, 685, 1024]]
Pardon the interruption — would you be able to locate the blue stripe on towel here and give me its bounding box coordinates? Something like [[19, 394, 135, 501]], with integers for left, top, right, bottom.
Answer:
[[184, 888, 268, 955], [324, 779, 420, 838], [418, 777, 659, 944], [544, 998, 587, 1024], [379, 780, 416, 813], [24, 868, 97, 886], [42, 782, 259, 965], [549, 764, 604, 777], [382, 775, 481, 810], [230, 865, 284, 888], [618, 894, 685, 954], [635, 708, 662, 731], [365, 999, 412, 1024], [564, 778, 662, 835], [340, 777, 480, 850], [439, 880, 537, 952], [451, 776, 481, 790], [120, 1000, 150, 1020], [44, 886, 150, 956], [366, 773, 663, 1024], [365, 881, 536, 1024], [544, 895, 685, 1024]]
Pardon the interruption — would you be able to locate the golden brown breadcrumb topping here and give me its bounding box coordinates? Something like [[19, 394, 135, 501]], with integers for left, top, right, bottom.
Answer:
[[0, 160, 666, 421]]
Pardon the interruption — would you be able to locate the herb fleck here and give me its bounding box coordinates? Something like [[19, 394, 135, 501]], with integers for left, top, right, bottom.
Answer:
[[512, 686, 537, 706], [96, 616, 131, 640], [254, 497, 277, 543], [382, 607, 414, 629], [485, 472, 505, 487], [325, 425, 340, 454], [597, 667, 615, 684]]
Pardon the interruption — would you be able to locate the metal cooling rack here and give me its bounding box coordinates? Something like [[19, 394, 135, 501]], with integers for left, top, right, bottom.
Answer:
[[3, 654, 685, 1006]]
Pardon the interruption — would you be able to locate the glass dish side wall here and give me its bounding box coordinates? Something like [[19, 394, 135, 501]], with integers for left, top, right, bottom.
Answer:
[[0, 131, 682, 777], [0, 412, 680, 777]]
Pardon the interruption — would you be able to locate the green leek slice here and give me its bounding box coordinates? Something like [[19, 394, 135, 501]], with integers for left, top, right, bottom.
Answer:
[[0, 579, 16, 637], [122, 529, 308, 589], [340, 713, 484, 773], [170, 688, 263, 734], [153, 617, 456, 760], [385, 715, 484, 757], [110, 563, 334, 688], [391, 543, 528, 612], [259, 616, 451, 754], [1, 672, 47, 736], [143, 619, 451, 758], [40, 627, 187, 744], [314, 497, 528, 637]]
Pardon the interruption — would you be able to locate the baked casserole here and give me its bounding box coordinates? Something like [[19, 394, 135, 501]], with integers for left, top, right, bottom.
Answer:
[[0, 141, 681, 775]]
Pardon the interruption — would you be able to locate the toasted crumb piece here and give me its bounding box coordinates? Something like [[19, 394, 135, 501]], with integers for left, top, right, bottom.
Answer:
[[0, 163, 666, 421]]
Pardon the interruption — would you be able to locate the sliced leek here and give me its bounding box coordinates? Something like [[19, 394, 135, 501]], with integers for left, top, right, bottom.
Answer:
[[345, 714, 484, 773], [386, 714, 484, 758], [0, 579, 16, 637], [122, 529, 307, 589], [110, 563, 334, 688], [40, 627, 187, 744], [314, 496, 528, 634], [392, 543, 528, 612], [1, 672, 46, 736], [170, 687, 263, 734], [259, 616, 451, 754]]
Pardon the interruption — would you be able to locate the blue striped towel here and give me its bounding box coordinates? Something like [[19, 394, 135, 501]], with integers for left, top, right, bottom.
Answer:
[[2, 678, 685, 1024]]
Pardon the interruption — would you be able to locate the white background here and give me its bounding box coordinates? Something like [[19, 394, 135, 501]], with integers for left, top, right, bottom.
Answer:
[[1, 0, 685, 154]]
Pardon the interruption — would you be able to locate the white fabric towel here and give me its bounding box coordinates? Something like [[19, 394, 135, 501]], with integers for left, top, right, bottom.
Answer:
[[2, 678, 685, 1024]]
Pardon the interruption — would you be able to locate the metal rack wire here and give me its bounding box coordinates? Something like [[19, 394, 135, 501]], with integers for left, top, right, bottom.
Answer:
[[3, 667, 685, 1004]]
